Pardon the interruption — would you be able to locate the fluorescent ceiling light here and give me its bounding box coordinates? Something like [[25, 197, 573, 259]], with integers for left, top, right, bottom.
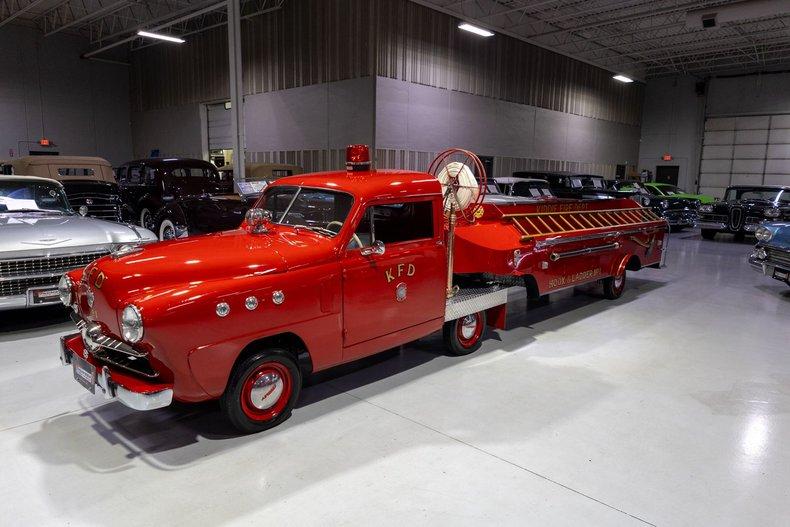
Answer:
[[137, 30, 185, 44], [458, 23, 494, 37], [613, 74, 634, 83]]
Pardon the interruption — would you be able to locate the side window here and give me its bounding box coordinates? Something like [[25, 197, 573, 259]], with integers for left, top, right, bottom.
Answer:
[[128, 166, 142, 185], [145, 168, 157, 185], [171, 168, 188, 178], [351, 201, 434, 249], [116, 166, 127, 183]]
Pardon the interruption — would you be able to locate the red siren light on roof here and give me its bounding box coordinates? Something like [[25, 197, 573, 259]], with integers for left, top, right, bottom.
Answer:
[[346, 144, 371, 171]]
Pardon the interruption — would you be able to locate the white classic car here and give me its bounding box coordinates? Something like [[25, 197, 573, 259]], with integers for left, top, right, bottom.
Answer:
[[0, 176, 156, 310]]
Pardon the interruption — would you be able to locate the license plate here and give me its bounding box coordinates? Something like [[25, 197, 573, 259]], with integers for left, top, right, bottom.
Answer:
[[774, 268, 789, 282], [72, 354, 96, 394], [28, 287, 60, 305]]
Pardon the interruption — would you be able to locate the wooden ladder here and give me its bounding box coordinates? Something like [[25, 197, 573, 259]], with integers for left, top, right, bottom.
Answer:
[[503, 207, 663, 242]]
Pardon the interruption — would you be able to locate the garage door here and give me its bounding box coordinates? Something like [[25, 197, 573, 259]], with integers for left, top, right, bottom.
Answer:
[[207, 102, 232, 150], [700, 115, 790, 199]]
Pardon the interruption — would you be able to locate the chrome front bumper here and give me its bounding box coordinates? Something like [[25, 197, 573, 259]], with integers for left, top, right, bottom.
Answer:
[[749, 255, 790, 283], [662, 211, 697, 227], [60, 334, 173, 411], [696, 221, 726, 230]]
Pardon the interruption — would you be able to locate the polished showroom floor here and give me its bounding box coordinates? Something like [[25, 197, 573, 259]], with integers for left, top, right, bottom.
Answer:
[[1, 231, 788, 526]]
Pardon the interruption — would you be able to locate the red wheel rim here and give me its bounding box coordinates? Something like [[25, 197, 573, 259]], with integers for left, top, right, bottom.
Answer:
[[240, 362, 293, 421], [456, 313, 484, 348]]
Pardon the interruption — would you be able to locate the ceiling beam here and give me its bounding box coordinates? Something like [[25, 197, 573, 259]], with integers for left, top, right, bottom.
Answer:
[[0, 0, 47, 29]]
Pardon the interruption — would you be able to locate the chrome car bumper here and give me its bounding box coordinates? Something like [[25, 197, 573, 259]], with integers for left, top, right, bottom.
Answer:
[[0, 289, 62, 311], [696, 221, 726, 230], [749, 252, 790, 284], [60, 334, 173, 411]]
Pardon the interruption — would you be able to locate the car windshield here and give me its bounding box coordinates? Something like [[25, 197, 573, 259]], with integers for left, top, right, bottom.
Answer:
[[725, 188, 789, 202], [259, 186, 354, 236], [514, 182, 553, 197], [569, 176, 605, 189], [0, 180, 71, 214], [485, 183, 501, 195], [656, 184, 685, 195]]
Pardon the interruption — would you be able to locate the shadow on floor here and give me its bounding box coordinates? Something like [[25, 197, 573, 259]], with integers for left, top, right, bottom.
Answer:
[[0, 305, 71, 339]]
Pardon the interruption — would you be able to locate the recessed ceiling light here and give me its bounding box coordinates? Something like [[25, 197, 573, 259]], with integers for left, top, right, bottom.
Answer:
[[613, 74, 634, 83], [458, 23, 494, 37], [137, 30, 185, 44]]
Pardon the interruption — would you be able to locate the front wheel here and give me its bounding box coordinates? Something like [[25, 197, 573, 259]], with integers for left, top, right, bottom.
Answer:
[[443, 311, 487, 356], [220, 350, 302, 434], [700, 229, 717, 240], [602, 269, 626, 300]]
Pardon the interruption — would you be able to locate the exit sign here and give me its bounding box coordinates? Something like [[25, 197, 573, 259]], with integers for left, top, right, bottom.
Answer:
[[662, 153, 672, 161]]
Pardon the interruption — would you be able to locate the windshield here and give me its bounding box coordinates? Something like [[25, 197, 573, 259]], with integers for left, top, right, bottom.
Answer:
[[724, 188, 789, 202], [486, 183, 501, 195], [656, 184, 684, 195], [260, 186, 354, 236], [513, 182, 553, 197], [0, 181, 71, 213], [569, 177, 605, 189]]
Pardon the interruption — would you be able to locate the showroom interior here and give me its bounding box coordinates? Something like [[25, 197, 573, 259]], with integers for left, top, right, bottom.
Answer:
[[1, 0, 789, 525]]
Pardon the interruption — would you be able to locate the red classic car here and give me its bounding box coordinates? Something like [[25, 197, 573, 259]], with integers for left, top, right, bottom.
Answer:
[[58, 146, 668, 433]]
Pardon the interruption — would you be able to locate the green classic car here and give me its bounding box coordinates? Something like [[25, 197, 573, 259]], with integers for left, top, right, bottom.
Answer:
[[644, 182, 715, 204]]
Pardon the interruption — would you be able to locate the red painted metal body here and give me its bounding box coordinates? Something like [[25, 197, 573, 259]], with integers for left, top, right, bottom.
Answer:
[[64, 168, 667, 404]]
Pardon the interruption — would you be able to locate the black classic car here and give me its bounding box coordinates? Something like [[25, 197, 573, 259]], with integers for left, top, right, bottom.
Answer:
[[697, 185, 790, 240], [117, 158, 248, 240], [513, 171, 631, 200], [608, 180, 699, 231], [2, 156, 124, 222]]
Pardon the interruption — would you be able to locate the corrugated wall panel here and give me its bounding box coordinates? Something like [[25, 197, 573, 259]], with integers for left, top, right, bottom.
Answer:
[[374, 0, 642, 126], [130, 0, 642, 125]]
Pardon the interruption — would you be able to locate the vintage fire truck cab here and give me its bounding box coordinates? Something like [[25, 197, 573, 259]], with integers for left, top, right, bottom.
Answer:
[[58, 147, 668, 433]]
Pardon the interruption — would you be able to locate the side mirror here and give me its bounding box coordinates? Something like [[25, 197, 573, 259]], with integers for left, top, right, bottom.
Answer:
[[361, 240, 385, 256], [78, 206, 88, 216], [244, 208, 273, 234]]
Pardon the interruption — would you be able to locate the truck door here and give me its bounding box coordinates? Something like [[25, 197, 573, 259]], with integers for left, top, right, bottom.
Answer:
[[342, 199, 446, 357]]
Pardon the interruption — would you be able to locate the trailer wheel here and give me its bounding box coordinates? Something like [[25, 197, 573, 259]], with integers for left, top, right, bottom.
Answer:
[[602, 269, 626, 300], [443, 311, 486, 356], [220, 349, 301, 434]]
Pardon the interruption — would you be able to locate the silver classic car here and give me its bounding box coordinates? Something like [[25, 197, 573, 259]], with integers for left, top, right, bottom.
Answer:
[[0, 176, 156, 311]]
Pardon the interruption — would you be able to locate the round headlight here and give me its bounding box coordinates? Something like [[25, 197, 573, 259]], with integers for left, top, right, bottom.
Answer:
[[764, 207, 781, 218], [660, 200, 669, 209], [640, 196, 650, 206], [58, 274, 73, 306], [699, 204, 713, 213], [755, 226, 774, 242], [121, 304, 144, 343]]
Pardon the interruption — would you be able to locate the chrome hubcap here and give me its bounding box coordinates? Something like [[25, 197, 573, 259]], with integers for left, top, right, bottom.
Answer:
[[460, 315, 478, 339], [614, 275, 624, 288], [163, 226, 175, 240], [249, 372, 284, 410]]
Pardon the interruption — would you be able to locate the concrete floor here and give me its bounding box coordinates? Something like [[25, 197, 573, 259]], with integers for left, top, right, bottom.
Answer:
[[1, 230, 789, 526]]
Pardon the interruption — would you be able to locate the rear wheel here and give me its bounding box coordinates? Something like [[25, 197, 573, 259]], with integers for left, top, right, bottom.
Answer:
[[220, 349, 301, 434], [700, 229, 717, 240], [139, 208, 151, 229], [602, 269, 626, 300], [443, 311, 486, 356]]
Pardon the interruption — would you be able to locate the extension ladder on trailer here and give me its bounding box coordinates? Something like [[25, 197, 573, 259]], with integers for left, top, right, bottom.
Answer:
[[502, 207, 663, 242]]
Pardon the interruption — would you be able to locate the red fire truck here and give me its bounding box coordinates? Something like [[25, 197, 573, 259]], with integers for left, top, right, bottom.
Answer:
[[58, 146, 667, 432]]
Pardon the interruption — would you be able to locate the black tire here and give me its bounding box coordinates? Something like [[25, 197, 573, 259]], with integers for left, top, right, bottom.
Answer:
[[220, 349, 302, 434], [527, 294, 550, 310], [139, 208, 152, 229], [700, 229, 717, 240], [733, 232, 746, 242], [602, 269, 626, 300], [159, 218, 177, 241], [442, 310, 487, 356]]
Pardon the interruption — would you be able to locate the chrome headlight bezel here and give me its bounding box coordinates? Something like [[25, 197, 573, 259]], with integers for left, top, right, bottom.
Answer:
[[764, 207, 781, 218], [660, 200, 669, 209], [121, 304, 144, 343], [58, 274, 73, 306], [755, 226, 774, 242], [699, 204, 713, 213]]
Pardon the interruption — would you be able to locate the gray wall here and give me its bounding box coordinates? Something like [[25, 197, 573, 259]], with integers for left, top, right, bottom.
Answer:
[[130, 104, 203, 159], [707, 72, 790, 116], [638, 76, 705, 191], [377, 77, 640, 178], [0, 25, 132, 165]]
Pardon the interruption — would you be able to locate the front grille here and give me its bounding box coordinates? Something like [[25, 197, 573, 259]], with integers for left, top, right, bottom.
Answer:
[[0, 252, 108, 279], [0, 251, 108, 297], [0, 276, 59, 296], [730, 207, 743, 230], [65, 192, 121, 222], [766, 247, 790, 269]]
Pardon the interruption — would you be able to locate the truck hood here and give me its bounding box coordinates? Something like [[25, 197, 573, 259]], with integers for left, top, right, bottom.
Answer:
[[85, 226, 336, 305], [0, 212, 155, 257]]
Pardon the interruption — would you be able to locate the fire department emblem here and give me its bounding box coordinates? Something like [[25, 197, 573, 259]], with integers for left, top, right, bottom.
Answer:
[[395, 282, 407, 302]]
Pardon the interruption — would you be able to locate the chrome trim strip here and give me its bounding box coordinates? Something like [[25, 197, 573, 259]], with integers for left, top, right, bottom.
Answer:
[[550, 242, 620, 261], [533, 226, 663, 249], [71, 313, 148, 358], [696, 221, 726, 229]]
